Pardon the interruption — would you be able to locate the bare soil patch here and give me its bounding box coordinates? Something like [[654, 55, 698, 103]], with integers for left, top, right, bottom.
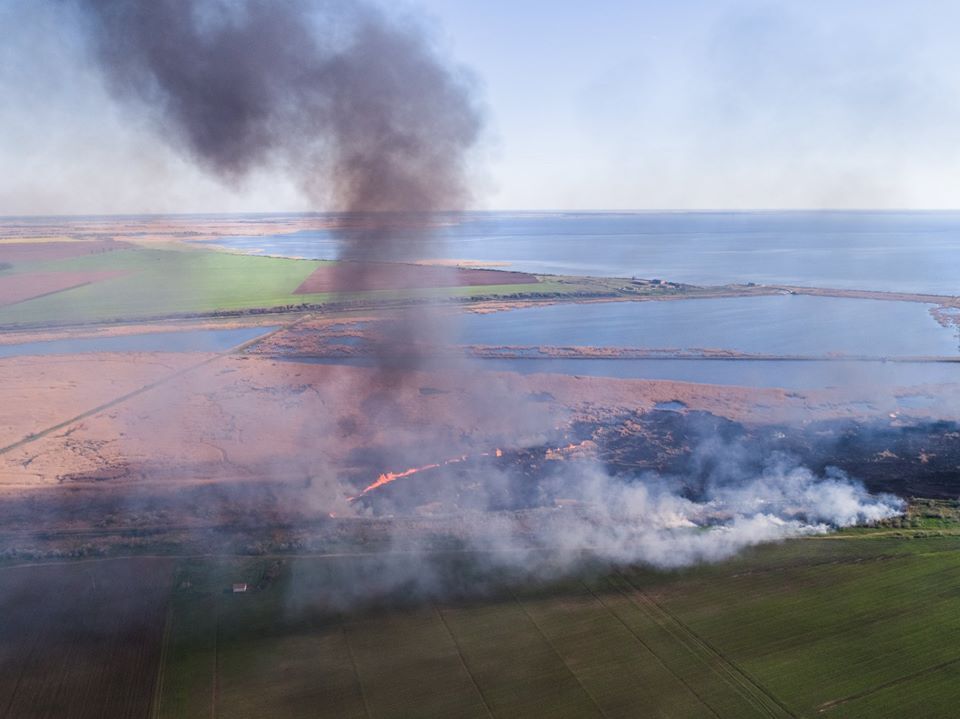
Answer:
[[0, 352, 214, 449], [294, 261, 537, 293], [0, 270, 129, 307]]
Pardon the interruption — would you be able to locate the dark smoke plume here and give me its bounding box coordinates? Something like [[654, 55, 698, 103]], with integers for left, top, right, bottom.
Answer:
[[76, 0, 482, 254]]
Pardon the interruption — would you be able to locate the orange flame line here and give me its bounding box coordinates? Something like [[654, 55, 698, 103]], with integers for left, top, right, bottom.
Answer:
[[349, 448, 504, 501]]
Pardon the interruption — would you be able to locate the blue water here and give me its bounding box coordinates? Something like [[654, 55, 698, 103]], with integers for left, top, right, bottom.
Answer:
[[485, 358, 960, 390], [0, 326, 276, 358], [281, 356, 960, 390], [458, 296, 957, 358], [654, 401, 688, 411], [207, 211, 960, 294]]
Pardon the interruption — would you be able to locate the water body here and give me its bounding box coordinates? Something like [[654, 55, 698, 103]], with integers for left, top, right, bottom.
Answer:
[[654, 401, 688, 411], [282, 356, 960, 390], [479, 358, 960, 390], [209, 211, 960, 295], [458, 296, 958, 358], [0, 326, 277, 359], [482, 359, 960, 389]]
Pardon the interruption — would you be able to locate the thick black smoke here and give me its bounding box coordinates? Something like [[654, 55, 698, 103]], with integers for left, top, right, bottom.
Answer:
[[76, 0, 481, 253]]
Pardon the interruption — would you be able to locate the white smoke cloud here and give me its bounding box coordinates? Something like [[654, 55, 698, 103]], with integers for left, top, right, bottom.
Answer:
[[458, 452, 904, 572], [283, 442, 904, 610]]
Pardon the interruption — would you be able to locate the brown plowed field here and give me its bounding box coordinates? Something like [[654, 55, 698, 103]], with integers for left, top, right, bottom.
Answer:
[[0, 558, 173, 719], [294, 261, 537, 293], [0, 240, 131, 263], [0, 270, 129, 307]]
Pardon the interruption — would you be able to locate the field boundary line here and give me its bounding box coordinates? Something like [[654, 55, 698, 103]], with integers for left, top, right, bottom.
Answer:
[[582, 580, 722, 719], [614, 572, 795, 719], [818, 654, 960, 712], [0, 318, 302, 457], [433, 605, 496, 719], [340, 622, 372, 719], [211, 597, 219, 719], [0, 625, 43, 719], [607, 574, 768, 715], [150, 601, 174, 719], [510, 592, 609, 719]]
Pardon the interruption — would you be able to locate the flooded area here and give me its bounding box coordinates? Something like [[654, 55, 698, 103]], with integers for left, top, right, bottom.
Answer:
[[471, 358, 960, 390], [459, 296, 958, 358], [282, 356, 959, 390], [0, 326, 277, 358]]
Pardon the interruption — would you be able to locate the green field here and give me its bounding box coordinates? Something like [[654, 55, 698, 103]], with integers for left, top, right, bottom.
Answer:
[[144, 531, 960, 719], [0, 246, 555, 326], [5, 527, 960, 717]]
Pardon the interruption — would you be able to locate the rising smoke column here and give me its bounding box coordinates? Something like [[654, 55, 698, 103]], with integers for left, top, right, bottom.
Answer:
[[74, 0, 488, 501], [75, 0, 482, 260], [67, 0, 904, 599]]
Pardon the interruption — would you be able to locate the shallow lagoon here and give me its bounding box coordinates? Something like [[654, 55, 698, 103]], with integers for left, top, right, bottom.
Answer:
[[475, 357, 960, 390], [458, 296, 958, 358], [285, 355, 960, 390], [0, 326, 276, 358]]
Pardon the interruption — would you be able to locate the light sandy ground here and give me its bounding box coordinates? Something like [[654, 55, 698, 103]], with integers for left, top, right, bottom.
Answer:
[[0, 353, 214, 450], [3, 351, 956, 497]]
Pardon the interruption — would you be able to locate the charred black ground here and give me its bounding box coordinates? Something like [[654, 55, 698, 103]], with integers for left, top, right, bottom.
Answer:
[[353, 410, 960, 514]]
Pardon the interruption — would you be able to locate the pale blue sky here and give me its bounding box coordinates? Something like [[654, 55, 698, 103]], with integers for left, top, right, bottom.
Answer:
[[2, 0, 960, 214]]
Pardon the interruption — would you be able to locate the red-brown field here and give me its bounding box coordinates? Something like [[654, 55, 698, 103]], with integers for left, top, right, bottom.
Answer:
[[0, 270, 129, 307], [294, 261, 537, 293], [0, 240, 131, 264]]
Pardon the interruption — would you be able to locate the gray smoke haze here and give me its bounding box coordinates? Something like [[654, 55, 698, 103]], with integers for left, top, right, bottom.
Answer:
[[74, 0, 484, 389], [75, 0, 481, 252], [64, 0, 904, 602], [284, 446, 904, 609]]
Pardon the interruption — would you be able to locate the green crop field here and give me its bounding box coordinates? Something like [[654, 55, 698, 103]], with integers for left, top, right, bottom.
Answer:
[[145, 531, 960, 719], [0, 246, 556, 327], [5, 528, 960, 717]]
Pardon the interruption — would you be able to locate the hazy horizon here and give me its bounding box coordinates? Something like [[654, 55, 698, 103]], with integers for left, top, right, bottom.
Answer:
[[4, 0, 960, 214]]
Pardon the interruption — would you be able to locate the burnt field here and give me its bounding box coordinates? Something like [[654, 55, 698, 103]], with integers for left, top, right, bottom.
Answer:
[[351, 409, 960, 514]]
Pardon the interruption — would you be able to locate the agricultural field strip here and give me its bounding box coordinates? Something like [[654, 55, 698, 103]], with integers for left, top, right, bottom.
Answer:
[[0, 558, 173, 719], [149, 605, 173, 719], [340, 620, 373, 719], [212, 599, 221, 719], [437, 597, 608, 717], [0, 319, 302, 457], [0, 618, 44, 719], [819, 654, 960, 713], [0, 247, 561, 327], [680, 550, 960, 709], [508, 592, 611, 718], [578, 580, 723, 718], [609, 573, 794, 718], [433, 605, 496, 719], [0, 274, 124, 309]]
